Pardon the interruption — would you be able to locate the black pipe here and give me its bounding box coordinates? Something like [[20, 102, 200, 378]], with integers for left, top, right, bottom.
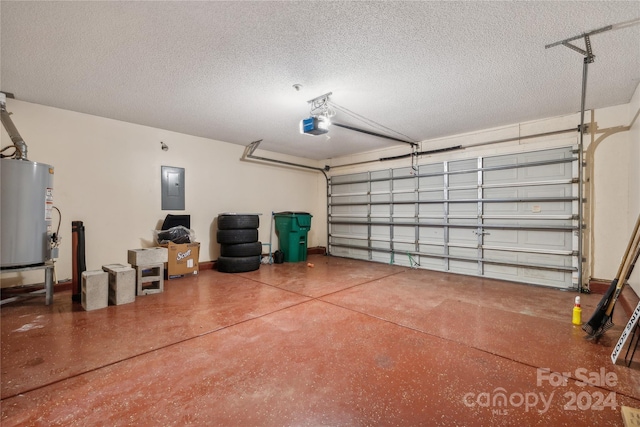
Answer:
[[71, 221, 86, 302], [379, 145, 463, 162], [332, 122, 417, 147]]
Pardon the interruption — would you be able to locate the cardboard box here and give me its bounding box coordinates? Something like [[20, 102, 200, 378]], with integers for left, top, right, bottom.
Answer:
[[164, 242, 200, 278]]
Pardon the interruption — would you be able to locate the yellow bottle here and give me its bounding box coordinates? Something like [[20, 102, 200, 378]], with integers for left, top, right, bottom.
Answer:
[[572, 296, 582, 325]]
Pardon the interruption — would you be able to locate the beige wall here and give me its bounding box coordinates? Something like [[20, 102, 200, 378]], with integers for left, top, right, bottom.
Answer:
[[626, 84, 640, 295], [1, 99, 327, 286], [590, 85, 639, 295]]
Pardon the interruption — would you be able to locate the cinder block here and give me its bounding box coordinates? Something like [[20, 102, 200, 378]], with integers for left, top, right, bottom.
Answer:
[[135, 263, 164, 295], [127, 247, 168, 266], [102, 264, 136, 305], [81, 270, 109, 311]]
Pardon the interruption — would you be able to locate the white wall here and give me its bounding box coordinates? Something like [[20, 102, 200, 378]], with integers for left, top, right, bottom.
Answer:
[[1, 99, 327, 286]]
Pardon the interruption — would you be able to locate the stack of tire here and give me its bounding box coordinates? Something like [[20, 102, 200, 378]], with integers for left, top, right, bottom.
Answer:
[[216, 214, 261, 273]]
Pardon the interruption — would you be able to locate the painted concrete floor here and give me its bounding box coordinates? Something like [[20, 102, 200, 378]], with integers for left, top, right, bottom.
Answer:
[[1, 254, 639, 426]]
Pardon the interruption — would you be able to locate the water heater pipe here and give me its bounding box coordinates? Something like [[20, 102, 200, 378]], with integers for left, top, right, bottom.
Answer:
[[0, 93, 28, 160]]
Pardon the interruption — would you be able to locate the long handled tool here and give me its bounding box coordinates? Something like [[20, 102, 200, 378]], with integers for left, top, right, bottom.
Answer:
[[583, 214, 640, 338]]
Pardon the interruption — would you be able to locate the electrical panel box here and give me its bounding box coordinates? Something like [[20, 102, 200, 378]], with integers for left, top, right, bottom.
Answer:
[[161, 166, 185, 210]]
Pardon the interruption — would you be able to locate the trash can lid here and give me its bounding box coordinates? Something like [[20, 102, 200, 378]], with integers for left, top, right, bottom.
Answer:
[[274, 211, 311, 216]]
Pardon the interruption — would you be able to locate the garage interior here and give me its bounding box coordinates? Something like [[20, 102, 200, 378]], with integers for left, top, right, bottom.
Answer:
[[1, 1, 640, 425]]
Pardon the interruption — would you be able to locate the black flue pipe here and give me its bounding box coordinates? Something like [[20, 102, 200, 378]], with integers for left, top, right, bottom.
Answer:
[[71, 221, 86, 302]]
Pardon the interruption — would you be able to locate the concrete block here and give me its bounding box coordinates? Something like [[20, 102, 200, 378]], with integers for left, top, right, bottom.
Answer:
[[127, 247, 168, 267], [81, 270, 109, 311], [102, 264, 136, 305], [135, 263, 164, 295]]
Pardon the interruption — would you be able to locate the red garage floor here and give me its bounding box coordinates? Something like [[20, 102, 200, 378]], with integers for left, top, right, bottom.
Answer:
[[1, 255, 639, 426]]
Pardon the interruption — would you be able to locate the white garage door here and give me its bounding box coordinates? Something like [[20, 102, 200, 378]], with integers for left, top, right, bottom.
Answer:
[[328, 146, 580, 289]]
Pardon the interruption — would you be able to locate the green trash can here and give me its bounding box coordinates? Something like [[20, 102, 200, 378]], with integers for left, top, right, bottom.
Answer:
[[274, 212, 313, 262]]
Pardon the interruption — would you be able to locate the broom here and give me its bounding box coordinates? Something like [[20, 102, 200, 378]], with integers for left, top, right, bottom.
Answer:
[[583, 215, 640, 338]]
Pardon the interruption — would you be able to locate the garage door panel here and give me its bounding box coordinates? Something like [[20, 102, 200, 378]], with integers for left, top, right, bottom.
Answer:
[[450, 203, 478, 215], [524, 252, 573, 268], [523, 147, 572, 162], [418, 255, 446, 269], [419, 175, 443, 188], [344, 248, 369, 260], [329, 146, 578, 289], [419, 203, 443, 216], [371, 182, 390, 193], [519, 268, 571, 288], [394, 205, 415, 216], [419, 227, 444, 241], [331, 182, 367, 195], [332, 205, 367, 215], [371, 170, 391, 180], [371, 225, 389, 239], [394, 242, 415, 253], [483, 153, 518, 168], [483, 248, 517, 262], [449, 228, 476, 244], [371, 205, 390, 216], [484, 201, 519, 214], [372, 252, 392, 263], [420, 190, 443, 201], [523, 163, 568, 179], [334, 194, 368, 204], [524, 201, 572, 215], [449, 159, 476, 170], [394, 167, 414, 178], [448, 218, 477, 226], [484, 264, 520, 280], [483, 187, 518, 199], [450, 173, 476, 187], [449, 246, 477, 257], [336, 224, 367, 238], [483, 229, 519, 245], [371, 241, 390, 252], [394, 193, 417, 203], [449, 188, 476, 200], [485, 168, 518, 184], [368, 194, 388, 204], [418, 243, 445, 255], [393, 226, 415, 240], [523, 230, 571, 250], [449, 259, 477, 274]]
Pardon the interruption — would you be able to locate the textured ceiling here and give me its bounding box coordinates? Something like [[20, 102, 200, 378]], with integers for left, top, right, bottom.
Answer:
[[1, 1, 639, 160]]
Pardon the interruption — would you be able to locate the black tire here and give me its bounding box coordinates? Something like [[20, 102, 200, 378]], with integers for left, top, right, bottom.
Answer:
[[218, 214, 259, 230], [217, 256, 261, 273], [220, 242, 262, 257], [216, 229, 259, 244]]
